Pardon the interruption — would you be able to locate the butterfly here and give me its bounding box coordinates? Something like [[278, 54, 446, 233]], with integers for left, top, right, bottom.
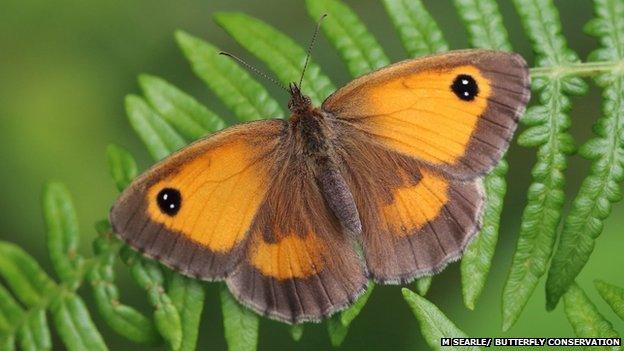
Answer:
[[110, 49, 530, 324]]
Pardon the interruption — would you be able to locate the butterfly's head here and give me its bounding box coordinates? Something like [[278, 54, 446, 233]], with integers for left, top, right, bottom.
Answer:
[[288, 83, 313, 116]]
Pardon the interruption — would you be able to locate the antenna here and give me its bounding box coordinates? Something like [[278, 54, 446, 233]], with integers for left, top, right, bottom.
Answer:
[[218, 52, 288, 92], [299, 14, 328, 88]]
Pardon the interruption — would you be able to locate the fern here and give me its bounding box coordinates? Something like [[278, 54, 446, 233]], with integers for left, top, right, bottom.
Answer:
[[501, 0, 588, 331], [4, 0, 624, 350], [563, 283, 620, 350], [545, 0, 624, 310]]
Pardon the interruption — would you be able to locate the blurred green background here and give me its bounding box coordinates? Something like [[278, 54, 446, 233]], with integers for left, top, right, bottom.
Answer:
[[0, 0, 622, 350]]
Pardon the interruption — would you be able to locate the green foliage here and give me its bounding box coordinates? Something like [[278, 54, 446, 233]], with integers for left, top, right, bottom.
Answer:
[[381, 0, 448, 57], [415, 277, 433, 296], [402, 288, 481, 351], [563, 284, 621, 351], [305, 0, 389, 77], [220, 287, 259, 351], [106, 144, 138, 192], [546, 0, 624, 310], [595, 280, 624, 321], [214, 12, 336, 105], [502, 0, 588, 331], [5, 0, 624, 350], [327, 284, 374, 347], [125, 95, 186, 160], [0, 192, 107, 351], [139, 74, 225, 141], [175, 31, 284, 121]]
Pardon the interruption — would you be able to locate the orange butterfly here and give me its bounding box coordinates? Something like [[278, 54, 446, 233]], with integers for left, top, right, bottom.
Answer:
[[111, 49, 530, 323]]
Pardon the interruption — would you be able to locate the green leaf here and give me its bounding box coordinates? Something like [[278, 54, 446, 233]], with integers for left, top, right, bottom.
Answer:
[[214, 12, 335, 105], [595, 280, 624, 321], [381, 0, 448, 57], [502, 0, 587, 331], [0, 284, 52, 351], [305, 0, 389, 77], [545, 0, 624, 311], [563, 283, 621, 351], [0, 242, 56, 307], [289, 325, 304, 342], [327, 283, 373, 347], [42, 182, 82, 284], [121, 248, 182, 350], [453, 0, 512, 51], [88, 233, 161, 345], [18, 310, 51, 351], [220, 287, 259, 351], [106, 144, 138, 192], [139, 74, 225, 141], [125, 95, 186, 160], [51, 293, 108, 351], [402, 288, 481, 351], [167, 274, 205, 351], [415, 277, 433, 296], [175, 30, 284, 121], [453, 0, 513, 310], [461, 163, 507, 309]]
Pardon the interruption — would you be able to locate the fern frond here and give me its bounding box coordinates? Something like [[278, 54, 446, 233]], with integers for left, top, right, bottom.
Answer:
[[402, 288, 482, 351], [502, 0, 588, 331], [453, 0, 513, 310], [594, 280, 624, 321], [381, 0, 448, 57], [305, 0, 389, 77], [88, 222, 161, 345], [563, 283, 621, 343], [139, 74, 225, 141], [415, 277, 432, 296], [175, 31, 284, 120], [327, 284, 374, 347], [453, 0, 512, 51], [220, 287, 259, 351], [0, 241, 107, 351], [119, 247, 182, 350], [214, 12, 336, 105], [545, 0, 624, 310], [125, 95, 186, 160], [43, 182, 83, 285]]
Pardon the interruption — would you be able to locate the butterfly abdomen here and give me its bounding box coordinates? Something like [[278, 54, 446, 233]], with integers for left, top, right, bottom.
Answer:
[[292, 108, 362, 235]]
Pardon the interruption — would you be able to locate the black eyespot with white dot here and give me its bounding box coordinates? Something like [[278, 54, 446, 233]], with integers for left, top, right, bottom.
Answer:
[[451, 74, 479, 101], [157, 188, 181, 216]]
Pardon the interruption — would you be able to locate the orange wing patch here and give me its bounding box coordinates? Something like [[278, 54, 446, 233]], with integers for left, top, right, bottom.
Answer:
[[382, 169, 449, 236], [249, 231, 326, 280], [351, 66, 490, 165], [145, 139, 270, 252]]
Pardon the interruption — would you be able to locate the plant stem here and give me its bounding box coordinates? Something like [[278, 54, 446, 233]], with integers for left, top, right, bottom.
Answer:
[[531, 60, 624, 78]]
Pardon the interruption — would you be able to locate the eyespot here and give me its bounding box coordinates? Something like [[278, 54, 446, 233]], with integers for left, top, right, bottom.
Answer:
[[157, 188, 181, 216], [451, 74, 478, 101]]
